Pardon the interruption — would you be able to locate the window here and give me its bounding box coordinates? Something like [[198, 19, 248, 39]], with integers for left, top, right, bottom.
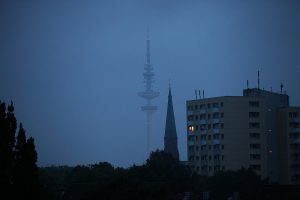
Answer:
[[188, 135, 194, 141], [250, 154, 261, 160], [213, 112, 219, 118], [249, 122, 260, 128], [214, 155, 219, 160], [221, 145, 224, 150], [195, 115, 199, 120], [221, 134, 224, 139], [250, 133, 260, 139], [221, 155, 224, 160], [200, 104, 205, 109], [289, 112, 299, 118], [213, 134, 219, 139], [194, 105, 198, 110], [200, 114, 206, 120], [250, 164, 261, 171], [249, 101, 259, 107], [208, 114, 211, 119], [209, 156, 211, 161], [220, 102, 224, 107], [208, 104, 211, 108], [208, 124, 211, 130], [213, 123, 219, 129], [290, 122, 300, 128], [201, 145, 207, 150], [188, 115, 194, 121], [290, 132, 300, 139], [221, 123, 224, 129], [188, 125, 195, 132], [249, 112, 260, 118], [212, 103, 219, 108], [208, 135, 211, 140], [221, 113, 224, 118], [250, 144, 261, 149], [200, 124, 206, 130]]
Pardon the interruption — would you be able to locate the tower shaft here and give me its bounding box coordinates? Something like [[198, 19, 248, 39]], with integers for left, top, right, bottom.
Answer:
[[138, 32, 159, 156]]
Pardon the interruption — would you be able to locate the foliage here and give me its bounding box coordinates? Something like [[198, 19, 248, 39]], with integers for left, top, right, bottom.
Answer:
[[39, 150, 273, 200], [0, 101, 40, 199]]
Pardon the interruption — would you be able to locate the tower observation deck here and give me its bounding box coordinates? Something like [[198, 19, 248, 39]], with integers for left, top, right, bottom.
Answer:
[[138, 32, 159, 156]]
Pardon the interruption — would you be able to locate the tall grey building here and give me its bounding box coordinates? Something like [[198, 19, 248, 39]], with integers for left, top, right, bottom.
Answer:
[[186, 87, 299, 184], [164, 86, 179, 159]]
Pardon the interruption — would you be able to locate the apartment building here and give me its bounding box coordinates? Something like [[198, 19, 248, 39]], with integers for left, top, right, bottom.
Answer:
[[186, 88, 291, 183]]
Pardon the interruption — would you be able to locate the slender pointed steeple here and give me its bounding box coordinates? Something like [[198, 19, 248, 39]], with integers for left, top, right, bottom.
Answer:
[[164, 84, 179, 159]]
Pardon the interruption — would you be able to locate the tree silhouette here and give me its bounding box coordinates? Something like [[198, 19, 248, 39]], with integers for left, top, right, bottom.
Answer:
[[0, 101, 40, 199]]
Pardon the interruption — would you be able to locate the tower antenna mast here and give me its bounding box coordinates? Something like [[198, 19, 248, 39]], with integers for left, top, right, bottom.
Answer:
[[138, 29, 160, 157]]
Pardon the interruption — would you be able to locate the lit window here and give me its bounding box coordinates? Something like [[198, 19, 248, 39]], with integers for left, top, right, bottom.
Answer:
[[188, 125, 195, 132]]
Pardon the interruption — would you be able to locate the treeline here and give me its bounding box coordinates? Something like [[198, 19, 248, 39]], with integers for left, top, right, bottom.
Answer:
[[39, 150, 270, 200]]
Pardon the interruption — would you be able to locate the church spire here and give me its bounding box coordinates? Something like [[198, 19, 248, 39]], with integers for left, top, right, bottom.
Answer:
[[164, 84, 179, 159]]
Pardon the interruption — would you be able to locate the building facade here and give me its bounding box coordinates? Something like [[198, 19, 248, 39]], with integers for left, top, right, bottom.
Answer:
[[186, 88, 297, 184], [278, 107, 300, 184]]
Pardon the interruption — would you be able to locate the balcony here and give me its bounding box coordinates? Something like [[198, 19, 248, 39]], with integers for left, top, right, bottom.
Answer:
[[213, 119, 220, 123], [292, 169, 300, 176], [294, 139, 300, 144], [201, 160, 208, 166], [187, 111, 193, 115], [213, 139, 220, 145], [199, 119, 206, 125], [294, 128, 300, 133], [214, 160, 221, 165], [200, 150, 208, 155], [188, 141, 195, 146], [187, 121, 193, 126], [213, 149, 221, 154], [188, 131, 194, 136], [200, 140, 207, 145], [292, 159, 300, 165], [200, 109, 206, 114], [293, 118, 300, 123], [213, 129, 220, 134], [212, 108, 219, 112], [200, 130, 207, 135]]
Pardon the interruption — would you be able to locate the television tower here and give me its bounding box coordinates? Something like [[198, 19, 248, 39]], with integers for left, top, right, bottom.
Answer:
[[138, 31, 159, 156]]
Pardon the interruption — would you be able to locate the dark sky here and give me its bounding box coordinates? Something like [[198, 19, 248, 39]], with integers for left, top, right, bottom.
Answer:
[[1, 0, 300, 167]]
